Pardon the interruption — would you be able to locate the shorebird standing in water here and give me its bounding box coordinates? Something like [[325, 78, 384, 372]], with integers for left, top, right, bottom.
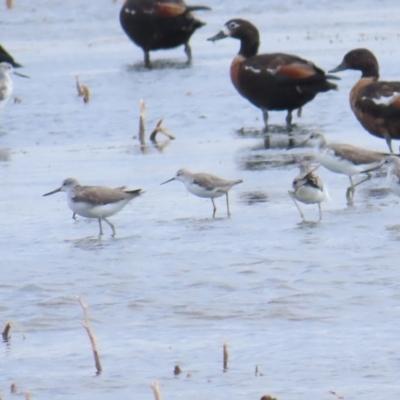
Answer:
[[0, 62, 28, 112], [289, 132, 388, 205], [289, 162, 329, 222], [43, 178, 143, 236], [161, 169, 243, 218]]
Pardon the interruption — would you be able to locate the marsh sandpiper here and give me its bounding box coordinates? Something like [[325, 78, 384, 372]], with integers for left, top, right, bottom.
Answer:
[[161, 169, 243, 218], [43, 178, 142, 236], [289, 132, 388, 205], [288, 162, 328, 222]]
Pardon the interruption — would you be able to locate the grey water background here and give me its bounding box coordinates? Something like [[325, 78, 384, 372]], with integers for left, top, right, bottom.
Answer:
[[2, 0, 400, 399]]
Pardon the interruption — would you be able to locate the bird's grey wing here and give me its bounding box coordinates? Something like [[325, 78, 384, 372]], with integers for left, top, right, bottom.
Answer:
[[72, 186, 130, 205], [330, 143, 387, 165]]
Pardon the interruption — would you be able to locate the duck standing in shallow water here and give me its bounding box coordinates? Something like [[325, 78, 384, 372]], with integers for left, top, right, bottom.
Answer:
[[208, 19, 338, 131], [330, 48, 400, 153], [120, 0, 211, 68]]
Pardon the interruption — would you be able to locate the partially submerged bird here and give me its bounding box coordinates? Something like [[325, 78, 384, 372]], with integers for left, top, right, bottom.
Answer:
[[0, 62, 28, 112], [43, 178, 143, 236], [120, 0, 211, 68], [0, 44, 22, 68], [161, 169, 243, 217], [330, 48, 400, 153], [289, 132, 388, 205], [288, 162, 328, 222], [208, 19, 338, 130]]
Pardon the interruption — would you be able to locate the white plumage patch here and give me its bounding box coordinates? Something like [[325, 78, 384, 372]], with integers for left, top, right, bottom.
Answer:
[[244, 65, 262, 74], [366, 92, 400, 105]]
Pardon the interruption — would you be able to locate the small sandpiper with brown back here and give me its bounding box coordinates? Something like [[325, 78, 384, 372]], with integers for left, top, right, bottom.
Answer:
[[289, 132, 388, 205], [43, 178, 143, 236], [161, 169, 243, 218]]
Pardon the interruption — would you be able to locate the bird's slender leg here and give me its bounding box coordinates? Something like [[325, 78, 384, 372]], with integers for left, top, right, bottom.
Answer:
[[184, 43, 192, 64], [98, 218, 104, 236], [103, 218, 116, 237], [225, 193, 231, 217], [211, 198, 217, 218], [346, 173, 372, 205], [262, 108, 272, 148], [384, 133, 393, 153], [262, 108, 269, 131], [144, 50, 151, 69], [286, 110, 293, 128], [318, 202, 322, 222], [289, 190, 305, 221], [72, 213, 76, 220], [297, 107, 302, 118]]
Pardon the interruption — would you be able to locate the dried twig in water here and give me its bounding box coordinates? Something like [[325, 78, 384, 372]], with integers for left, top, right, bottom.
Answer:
[[149, 119, 175, 142], [6, 0, 13, 9], [10, 383, 17, 393], [255, 365, 258, 376], [25, 391, 31, 400], [75, 75, 90, 103], [2, 322, 13, 340], [77, 296, 102, 374], [223, 342, 228, 372], [329, 391, 344, 399], [138, 99, 146, 146], [76, 75, 84, 96], [151, 381, 162, 400], [81, 86, 90, 103], [14, 96, 22, 103], [173, 365, 182, 375]]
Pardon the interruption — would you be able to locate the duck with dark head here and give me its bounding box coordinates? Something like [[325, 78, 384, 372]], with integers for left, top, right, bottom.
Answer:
[[120, 0, 211, 68], [208, 19, 339, 131], [330, 48, 400, 153]]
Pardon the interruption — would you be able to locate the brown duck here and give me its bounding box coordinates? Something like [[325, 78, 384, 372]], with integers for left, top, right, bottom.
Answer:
[[330, 48, 400, 153], [208, 19, 338, 130]]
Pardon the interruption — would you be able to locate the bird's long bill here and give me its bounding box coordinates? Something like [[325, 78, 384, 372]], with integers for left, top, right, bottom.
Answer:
[[207, 30, 228, 42], [43, 187, 62, 196], [160, 177, 175, 185], [361, 163, 384, 174], [329, 62, 348, 73], [14, 71, 30, 78], [286, 138, 307, 150]]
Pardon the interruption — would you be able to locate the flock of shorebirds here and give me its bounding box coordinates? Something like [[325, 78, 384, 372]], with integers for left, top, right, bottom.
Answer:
[[2, 0, 400, 237]]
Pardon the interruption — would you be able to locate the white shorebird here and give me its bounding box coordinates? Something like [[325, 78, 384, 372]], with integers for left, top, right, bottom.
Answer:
[[161, 169, 243, 218], [289, 162, 329, 222], [0, 62, 28, 111], [43, 178, 143, 236], [289, 132, 388, 205], [365, 155, 400, 197]]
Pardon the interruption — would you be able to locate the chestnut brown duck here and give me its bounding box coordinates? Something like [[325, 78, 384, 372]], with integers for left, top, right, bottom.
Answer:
[[120, 0, 211, 68], [330, 48, 400, 153], [208, 19, 338, 130], [0, 44, 22, 68]]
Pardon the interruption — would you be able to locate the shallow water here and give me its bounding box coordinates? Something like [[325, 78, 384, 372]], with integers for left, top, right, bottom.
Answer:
[[2, 1, 400, 399]]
